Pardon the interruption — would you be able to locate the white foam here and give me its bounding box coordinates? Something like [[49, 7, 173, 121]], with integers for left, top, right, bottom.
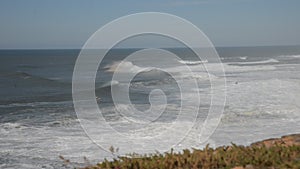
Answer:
[[279, 54, 300, 58], [105, 60, 216, 81], [224, 78, 300, 118], [239, 56, 248, 60], [179, 61, 276, 76], [235, 58, 279, 65], [99, 80, 119, 88], [178, 71, 217, 81], [0, 121, 111, 166], [177, 59, 208, 65], [1, 122, 24, 130], [105, 61, 153, 73]]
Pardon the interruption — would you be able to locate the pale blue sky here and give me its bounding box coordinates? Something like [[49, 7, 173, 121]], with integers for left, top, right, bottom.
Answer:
[[0, 0, 299, 49]]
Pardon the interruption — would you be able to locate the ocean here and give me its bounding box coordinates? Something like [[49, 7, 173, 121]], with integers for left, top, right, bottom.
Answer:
[[1, 46, 300, 168]]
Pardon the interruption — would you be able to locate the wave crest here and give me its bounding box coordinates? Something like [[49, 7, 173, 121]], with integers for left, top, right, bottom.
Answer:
[[177, 59, 208, 65]]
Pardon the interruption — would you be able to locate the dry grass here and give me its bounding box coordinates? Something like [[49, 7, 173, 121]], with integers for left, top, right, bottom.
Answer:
[[81, 143, 300, 169], [57, 134, 300, 168]]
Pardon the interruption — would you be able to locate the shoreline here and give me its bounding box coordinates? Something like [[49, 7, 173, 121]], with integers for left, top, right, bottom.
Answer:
[[77, 134, 300, 169]]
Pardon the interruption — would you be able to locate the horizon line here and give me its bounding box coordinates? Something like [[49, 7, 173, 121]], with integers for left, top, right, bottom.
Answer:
[[0, 44, 300, 50]]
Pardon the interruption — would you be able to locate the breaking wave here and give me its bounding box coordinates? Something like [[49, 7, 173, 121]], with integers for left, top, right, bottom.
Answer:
[[234, 59, 279, 65], [177, 59, 208, 65]]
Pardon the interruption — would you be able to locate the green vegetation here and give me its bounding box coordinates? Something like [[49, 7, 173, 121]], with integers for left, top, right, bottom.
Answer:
[[82, 144, 300, 169]]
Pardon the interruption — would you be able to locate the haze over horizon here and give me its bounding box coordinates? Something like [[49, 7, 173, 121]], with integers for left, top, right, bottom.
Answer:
[[1, 0, 300, 49]]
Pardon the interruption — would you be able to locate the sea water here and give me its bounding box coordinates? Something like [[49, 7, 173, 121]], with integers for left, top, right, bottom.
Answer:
[[0, 46, 300, 168]]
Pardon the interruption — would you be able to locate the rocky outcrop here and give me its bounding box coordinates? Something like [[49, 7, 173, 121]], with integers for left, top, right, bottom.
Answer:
[[251, 134, 300, 148]]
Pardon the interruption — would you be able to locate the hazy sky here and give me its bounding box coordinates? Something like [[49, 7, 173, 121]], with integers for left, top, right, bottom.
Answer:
[[0, 0, 299, 49]]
